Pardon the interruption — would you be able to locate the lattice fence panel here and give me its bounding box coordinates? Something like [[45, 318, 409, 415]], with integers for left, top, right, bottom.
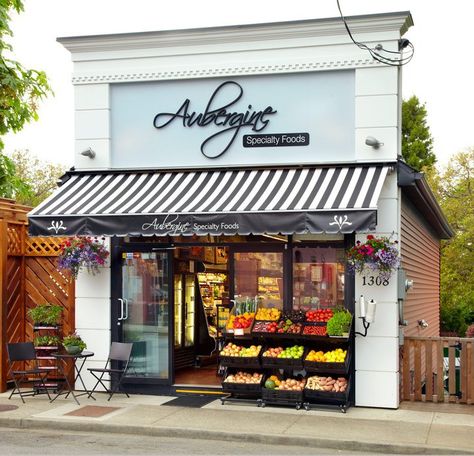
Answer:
[[7, 225, 23, 256], [26, 237, 65, 257], [25, 257, 74, 343], [6, 257, 23, 346]]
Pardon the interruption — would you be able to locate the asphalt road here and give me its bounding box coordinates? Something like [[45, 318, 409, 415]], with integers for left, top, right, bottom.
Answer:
[[0, 426, 361, 455]]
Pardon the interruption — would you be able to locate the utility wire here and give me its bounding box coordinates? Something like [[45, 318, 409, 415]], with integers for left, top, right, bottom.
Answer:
[[336, 0, 414, 67]]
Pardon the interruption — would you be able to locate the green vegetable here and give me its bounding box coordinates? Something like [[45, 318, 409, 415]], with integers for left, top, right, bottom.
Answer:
[[264, 379, 276, 389], [27, 303, 63, 326], [327, 309, 352, 336]]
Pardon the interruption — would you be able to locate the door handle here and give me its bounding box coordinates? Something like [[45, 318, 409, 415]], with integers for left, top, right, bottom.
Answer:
[[123, 298, 129, 321], [118, 298, 124, 321]]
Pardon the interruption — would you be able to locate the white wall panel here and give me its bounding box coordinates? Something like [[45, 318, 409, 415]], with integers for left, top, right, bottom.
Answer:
[[74, 84, 109, 110], [355, 336, 399, 372], [354, 301, 399, 338], [376, 198, 399, 234], [355, 95, 398, 128], [75, 298, 110, 330], [355, 371, 399, 408], [355, 127, 398, 162], [75, 110, 110, 140], [75, 139, 111, 169], [76, 268, 111, 298], [355, 67, 398, 96]]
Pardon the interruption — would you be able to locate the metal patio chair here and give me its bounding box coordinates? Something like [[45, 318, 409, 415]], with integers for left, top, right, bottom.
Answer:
[[87, 342, 133, 401], [7, 342, 53, 403]]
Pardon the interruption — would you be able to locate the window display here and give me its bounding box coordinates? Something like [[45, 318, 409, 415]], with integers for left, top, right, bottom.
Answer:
[[293, 246, 345, 309], [234, 252, 284, 309]]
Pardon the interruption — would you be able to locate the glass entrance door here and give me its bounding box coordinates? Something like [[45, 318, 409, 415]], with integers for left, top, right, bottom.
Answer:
[[120, 252, 170, 380]]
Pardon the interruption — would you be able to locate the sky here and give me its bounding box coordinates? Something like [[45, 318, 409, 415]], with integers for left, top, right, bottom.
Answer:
[[4, 0, 474, 168]]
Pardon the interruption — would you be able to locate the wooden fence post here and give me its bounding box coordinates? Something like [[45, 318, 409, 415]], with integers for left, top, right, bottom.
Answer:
[[0, 220, 8, 392]]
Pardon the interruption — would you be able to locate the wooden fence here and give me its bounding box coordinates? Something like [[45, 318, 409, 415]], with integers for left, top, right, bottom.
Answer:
[[402, 336, 474, 404], [0, 198, 74, 393]]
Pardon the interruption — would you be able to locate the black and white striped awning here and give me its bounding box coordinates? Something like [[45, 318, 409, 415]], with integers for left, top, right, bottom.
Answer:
[[28, 165, 390, 237]]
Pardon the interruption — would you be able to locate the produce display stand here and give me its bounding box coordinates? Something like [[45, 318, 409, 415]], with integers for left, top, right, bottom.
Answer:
[[220, 368, 263, 406], [219, 313, 354, 413]]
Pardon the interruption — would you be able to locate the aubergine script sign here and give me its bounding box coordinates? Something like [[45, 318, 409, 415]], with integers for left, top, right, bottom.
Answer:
[[152, 81, 278, 159]]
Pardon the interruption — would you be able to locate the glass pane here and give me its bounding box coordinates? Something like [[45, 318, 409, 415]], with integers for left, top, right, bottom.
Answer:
[[293, 246, 345, 310], [122, 252, 169, 378], [174, 275, 183, 347], [234, 252, 284, 309], [184, 275, 195, 347]]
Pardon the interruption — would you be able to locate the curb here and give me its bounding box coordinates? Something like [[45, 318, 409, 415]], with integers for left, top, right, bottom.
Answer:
[[1, 416, 472, 455]]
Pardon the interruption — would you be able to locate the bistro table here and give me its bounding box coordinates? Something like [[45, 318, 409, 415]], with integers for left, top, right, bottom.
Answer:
[[50, 350, 95, 405]]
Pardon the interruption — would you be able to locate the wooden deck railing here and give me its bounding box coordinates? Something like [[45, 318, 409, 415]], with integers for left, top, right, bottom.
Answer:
[[402, 336, 474, 404]]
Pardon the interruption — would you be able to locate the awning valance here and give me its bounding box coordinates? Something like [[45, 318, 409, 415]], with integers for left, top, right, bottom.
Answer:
[[28, 165, 390, 237]]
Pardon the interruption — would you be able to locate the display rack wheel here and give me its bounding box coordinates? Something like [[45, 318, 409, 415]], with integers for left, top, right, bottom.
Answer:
[[339, 405, 347, 414], [295, 403, 301, 410], [257, 399, 263, 407], [303, 403, 311, 411]]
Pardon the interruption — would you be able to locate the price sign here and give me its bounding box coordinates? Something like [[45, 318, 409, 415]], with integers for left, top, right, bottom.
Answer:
[[234, 328, 244, 336]]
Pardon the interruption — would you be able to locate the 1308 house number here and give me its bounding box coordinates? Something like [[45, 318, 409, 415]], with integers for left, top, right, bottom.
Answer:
[[362, 276, 390, 287]]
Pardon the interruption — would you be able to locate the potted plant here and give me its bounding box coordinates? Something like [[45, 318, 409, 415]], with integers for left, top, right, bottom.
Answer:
[[27, 303, 63, 327], [62, 332, 87, 355], [346, 234, 400, 280], [58, 236, 109, 280], [327, 309, 352, 337], [33, 335, 60, 347]]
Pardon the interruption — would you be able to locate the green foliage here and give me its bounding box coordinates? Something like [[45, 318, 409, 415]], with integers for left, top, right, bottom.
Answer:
[[34, 335, 60, 347], [430, 150, 474, 335], [326, 309, 352, 336], [402, 96, 436, 171], [8, 149, 65, 205], [0, 1, 52, 198], [0, 151, 28, 197], [27, 303, 63, 326], [62, 333, 87, 350]]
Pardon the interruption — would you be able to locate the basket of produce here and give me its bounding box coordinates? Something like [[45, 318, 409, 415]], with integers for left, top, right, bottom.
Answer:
[[251, 320, 279, 335], [326, 310, 352, 339], [222, 370, 264, 394], [255, 307, 281, 321], [304, 348, 350, 374], [304, 375, 349, 402], [301, 322, 328, 338], [219, 342, 262, 368], [271, 319, 303, 338], [305, 308, 334, 323], [262, 375, 306, 402], [261, 345, 305, 368]]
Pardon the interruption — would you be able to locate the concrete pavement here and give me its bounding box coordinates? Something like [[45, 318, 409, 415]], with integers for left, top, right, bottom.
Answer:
[[0, 390, 473, 454]]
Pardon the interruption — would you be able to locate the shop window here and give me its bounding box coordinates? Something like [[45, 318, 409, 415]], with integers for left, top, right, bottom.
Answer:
[[234, 252, 284, 309], [293, 246, 345, 310]]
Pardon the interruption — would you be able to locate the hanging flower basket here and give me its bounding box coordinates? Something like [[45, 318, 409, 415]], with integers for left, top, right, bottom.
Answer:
[[58, 236, 109, 280], [346, 235, 400, 281]]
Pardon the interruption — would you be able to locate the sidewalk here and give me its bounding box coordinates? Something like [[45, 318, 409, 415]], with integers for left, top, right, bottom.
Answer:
[[0, 390, 473, 455]]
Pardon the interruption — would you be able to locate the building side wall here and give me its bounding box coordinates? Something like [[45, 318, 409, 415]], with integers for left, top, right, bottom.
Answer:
[[400, 194, 440, 337]]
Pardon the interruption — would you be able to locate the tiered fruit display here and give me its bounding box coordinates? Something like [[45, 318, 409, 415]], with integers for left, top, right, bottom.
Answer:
[[220, 343, 262, 357], [305, 308, 334, 322], [252, 321, 278, 333], [305, 348, 347, 363], [305, 375, 348, 393], [302, 325, 327, 336], [264, 377, 306, 391], [255, 307, 281, 321], [224, 371, 263, 384], [262, 346, 284, 357], [227, 312, 255, 330]]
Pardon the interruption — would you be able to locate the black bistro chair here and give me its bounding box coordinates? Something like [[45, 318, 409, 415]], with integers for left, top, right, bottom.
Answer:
[[87, 342, 133, 401], [7, 342, 53, 403]]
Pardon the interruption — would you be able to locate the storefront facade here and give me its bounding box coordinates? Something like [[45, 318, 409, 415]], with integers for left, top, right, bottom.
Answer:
[[29, 12, 451, 408]]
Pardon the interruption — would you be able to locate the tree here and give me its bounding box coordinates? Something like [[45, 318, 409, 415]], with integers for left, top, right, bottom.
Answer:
[[402, 96, 436, 171], [0, 0, 52, 198], [8, 149, 65, 206], [432, 149, 474, 335]]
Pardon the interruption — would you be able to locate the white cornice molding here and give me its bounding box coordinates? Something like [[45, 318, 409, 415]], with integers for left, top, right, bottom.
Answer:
[[71, 57, 381, 84], [59, 12, 413, 55]]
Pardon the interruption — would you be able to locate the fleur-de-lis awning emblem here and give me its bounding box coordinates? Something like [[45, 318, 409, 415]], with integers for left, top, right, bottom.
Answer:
[[47, 220, 67, 234], [328, 215, 352, 231]]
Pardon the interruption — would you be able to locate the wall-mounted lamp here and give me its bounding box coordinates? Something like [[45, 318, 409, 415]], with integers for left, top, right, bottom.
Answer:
[[365, 136, 384, 149], [417, 319, 429, 329], [355, 295, 377, 337], [80, 147, 96, 159]]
